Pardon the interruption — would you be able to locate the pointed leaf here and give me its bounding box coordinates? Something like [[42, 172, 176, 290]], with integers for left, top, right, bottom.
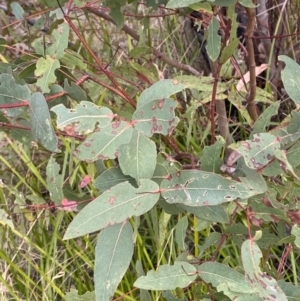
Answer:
[[52, 101, 113, 134], [134, 261, 197, 290], [29, 92, 59, 152], [133, 98, 179, 137], [175, 216, 188, 250], [161, 170, 265, 206], [11, 2, 24, 20], [63, 180, 159, 239], [241, 240, 288, 301], [75, 121, 133, 161], [95, 221, 134, 301], [65, 288, 95, 301], [46, 156, 64, 204], [206, 16, 221, 62], [278, 56, 300, 105], [119, 129, 157, 182], [250, 103, 280, 138]]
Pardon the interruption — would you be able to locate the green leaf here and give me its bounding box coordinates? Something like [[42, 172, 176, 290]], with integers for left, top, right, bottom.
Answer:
[[29, 92, 59, 152], [238, 0, 257, 8], [63, 79, 87, 102], [51, 101, 113, 135], [277, 280, 300, 301], [241, 240, 288, 301], [46, 156, 64, 205], [234, 133, 298, 178], [95, 222, 134, 301], [279, 56, 300, 105], [250, 102, 280, 138], [174, 75, 227, 93], [138, 79, 186, 106], [200, 136, 224, 172], [181, 204, 228, 223], [119, 129, 157, 182], [35, 56, 60, 93], [166, 0, 203, 8], [134, 261, 197, 290], [0, 73, 28, 118], [61, 50, 87, 69], [94, 167, 136, 191], [291, 225, 300, 248], [63, 180, 159, 239], [75, 121, 133, 161], [47, 23, 69, 59], [65, 288, 95, 301], [206, 16, 221, 62], [0, 209, 14, 230], [133, 98, 179, 137], [175, 216, 188, 250], [10, 2, 24, 20], [198, 262, 258, 298], [160, 170, 265, 206], [197, 232, 221, 257]]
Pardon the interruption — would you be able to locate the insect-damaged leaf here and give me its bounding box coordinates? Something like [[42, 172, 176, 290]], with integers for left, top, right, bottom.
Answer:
[[75, 121, 133, 161], [137, 79, 186, 106], [51, 101, 113, 134], [241, 240, 288, 301], [160, 170, 265, 206], [133, 98, 179, 137], [95, 221, 134, 301], [198, 262, 260, 300], [134, 261, 197, 290], [233, 133, 298, 178], [63, 179, 159, 239]]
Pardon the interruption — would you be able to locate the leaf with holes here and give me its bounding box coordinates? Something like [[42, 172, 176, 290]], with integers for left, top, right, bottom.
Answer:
[[160, 170, 265, 206], [234, 133, 298, 178], [134, 261, 197, 290], [241, 240, 288, 301], [137, 79, 186, 106], [95, 221, 134, 301], [63, 179, 159, 239], [35, 56, 60, 93], [29, 92, 59, 152], [119, 129, 157, 183], [75, 121, 133, 162], [133, 98, 179, 137], [51, 101, 114, 134]]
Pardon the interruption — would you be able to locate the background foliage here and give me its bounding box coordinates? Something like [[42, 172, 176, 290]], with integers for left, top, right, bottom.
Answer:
[[1, 0, 300, 300]]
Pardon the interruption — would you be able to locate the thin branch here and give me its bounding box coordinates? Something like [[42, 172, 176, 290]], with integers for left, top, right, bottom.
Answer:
[[245, 6, 258, 121], [86, 6, 202, 77]]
